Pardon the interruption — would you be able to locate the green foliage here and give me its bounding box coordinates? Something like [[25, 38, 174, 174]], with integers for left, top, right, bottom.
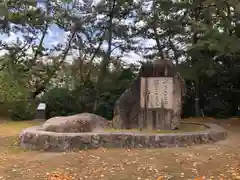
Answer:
[[71, 81, 97, 113], [0, 71, 35, 121], [41, 87, 81, 119], [0, 72, 28, 102], [0, 0, 240, 120], [10, 101, 36, 121], [94, 68, 136, 119], [40, 67, 136, 120]]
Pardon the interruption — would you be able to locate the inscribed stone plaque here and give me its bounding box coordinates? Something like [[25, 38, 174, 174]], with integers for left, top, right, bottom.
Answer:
[[140, 77, 173, 109]]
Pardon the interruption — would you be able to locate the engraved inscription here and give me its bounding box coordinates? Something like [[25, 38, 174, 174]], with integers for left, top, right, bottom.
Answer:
[[163, 78, 169, 106], [154, 79, 160, 107], [140, 77, 173, 109]]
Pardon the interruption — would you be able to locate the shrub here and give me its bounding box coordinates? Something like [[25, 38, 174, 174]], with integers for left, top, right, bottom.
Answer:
[[0, 72, 34, 120], [41, 87, 81, 119], [10, 101, 36, 121]]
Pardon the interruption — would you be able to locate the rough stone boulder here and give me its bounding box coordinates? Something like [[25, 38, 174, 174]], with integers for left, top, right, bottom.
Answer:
[[113, 58, 186, 130], [42, 113, 108, 133]]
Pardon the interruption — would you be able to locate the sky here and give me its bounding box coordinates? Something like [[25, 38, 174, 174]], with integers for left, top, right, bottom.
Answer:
[[0, 0, 156, 63]]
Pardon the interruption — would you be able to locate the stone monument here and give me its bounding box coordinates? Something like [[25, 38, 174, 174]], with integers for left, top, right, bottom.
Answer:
[[112, 58, 185, 130]]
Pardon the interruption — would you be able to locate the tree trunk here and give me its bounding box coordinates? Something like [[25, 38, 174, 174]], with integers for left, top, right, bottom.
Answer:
[[194, 77, 201, 117], [191, 1, 202, 117], [30, 32, 76, 99], [93, 0, 117, 112], [152, 3, 164, 59]]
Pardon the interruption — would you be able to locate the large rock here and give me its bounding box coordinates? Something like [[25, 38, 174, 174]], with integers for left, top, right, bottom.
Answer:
[[113, 58, 186, 130], [112, 77, 140, 129], [42, 113, 108, 133]]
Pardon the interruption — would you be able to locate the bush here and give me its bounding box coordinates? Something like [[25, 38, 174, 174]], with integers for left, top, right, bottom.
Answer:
[[0, 71, 34, 120], [0, 101, 36, 121], [40, 68, 136, 120], [0, 72, 28, 102], [41, 87, 81, 119], [10, 101, 36, 121], [71, 81, 97, 113]]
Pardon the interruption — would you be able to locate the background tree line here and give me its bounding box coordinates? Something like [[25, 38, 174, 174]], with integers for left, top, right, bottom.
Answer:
[[0, 0, 239, 120]]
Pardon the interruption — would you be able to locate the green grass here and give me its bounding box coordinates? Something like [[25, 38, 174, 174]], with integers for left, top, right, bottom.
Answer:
[[104, 123, 208, 133], [0, 120, 43, 136], [0, 120, 43, 153]]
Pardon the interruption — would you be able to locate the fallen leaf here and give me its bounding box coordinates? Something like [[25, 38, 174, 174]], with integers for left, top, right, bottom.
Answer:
[[157, 176, 163, 180]]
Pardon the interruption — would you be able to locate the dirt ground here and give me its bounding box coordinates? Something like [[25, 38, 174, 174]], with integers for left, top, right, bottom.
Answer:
[[0, 118, 240, 180]]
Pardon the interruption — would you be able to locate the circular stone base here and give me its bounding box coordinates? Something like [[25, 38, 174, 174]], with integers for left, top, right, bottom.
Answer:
[[19, 123, 227, 152]]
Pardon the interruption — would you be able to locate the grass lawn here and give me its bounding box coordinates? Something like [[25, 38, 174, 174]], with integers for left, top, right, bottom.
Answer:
[[0, 120, 42, 136], [104, 123, 207, 133], [0, 118, 239, 180]]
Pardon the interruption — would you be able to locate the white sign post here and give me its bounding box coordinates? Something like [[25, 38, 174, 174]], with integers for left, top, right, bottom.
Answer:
[[37, 103, 46, 110], [36, 103, 46, 120]]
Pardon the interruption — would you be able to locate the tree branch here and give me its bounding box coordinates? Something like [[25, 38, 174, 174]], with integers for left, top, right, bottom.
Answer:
[[30, 32, 76, 99]]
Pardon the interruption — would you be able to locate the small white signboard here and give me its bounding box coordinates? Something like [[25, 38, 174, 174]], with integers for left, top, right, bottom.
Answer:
[[37, 103, 46, 110], [140, 77, 173, 109]]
